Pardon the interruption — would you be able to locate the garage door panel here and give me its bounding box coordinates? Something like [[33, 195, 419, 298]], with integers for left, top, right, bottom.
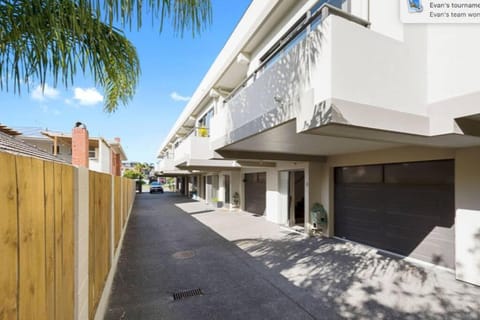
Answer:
[[335, 185, 382, 208], [385, 186, 454, 221], [335, 215, 383, 232], [336, 226, 385, 249], [334, 160, 455, 269], [385, 213, 450, 230], [244, 172, 266, 215]]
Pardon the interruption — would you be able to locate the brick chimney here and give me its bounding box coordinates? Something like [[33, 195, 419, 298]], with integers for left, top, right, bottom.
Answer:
[[72, 122, 89, 167]]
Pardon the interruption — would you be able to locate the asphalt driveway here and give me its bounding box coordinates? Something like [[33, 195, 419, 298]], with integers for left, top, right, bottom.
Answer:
[[105, 192, 480, 320]]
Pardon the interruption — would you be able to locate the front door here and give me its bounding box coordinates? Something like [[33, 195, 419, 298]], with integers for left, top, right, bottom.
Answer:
[[244, 172, 266, 215]]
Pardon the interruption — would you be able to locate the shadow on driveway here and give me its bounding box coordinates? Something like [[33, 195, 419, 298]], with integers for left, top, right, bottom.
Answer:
[[105, 193, 480, 320]]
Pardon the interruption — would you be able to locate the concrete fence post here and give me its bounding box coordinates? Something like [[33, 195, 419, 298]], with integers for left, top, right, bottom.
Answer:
[[74, 166, 89, 320]]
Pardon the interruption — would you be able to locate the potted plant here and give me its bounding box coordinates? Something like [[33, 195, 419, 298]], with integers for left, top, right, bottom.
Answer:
[[197, 126, 208, 137], [232, 192, 240, 208], [211, 197, 223, 208]]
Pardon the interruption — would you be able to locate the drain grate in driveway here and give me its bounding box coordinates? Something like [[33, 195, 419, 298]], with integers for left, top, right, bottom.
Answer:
[[173, 288, 203, 301], [172, 250, 196, 259]]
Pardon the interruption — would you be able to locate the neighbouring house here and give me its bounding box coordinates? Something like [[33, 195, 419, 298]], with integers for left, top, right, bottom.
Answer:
[[0, 124, 66, 163], [155, 0, 480, 286], [18, 122, 127, 175]]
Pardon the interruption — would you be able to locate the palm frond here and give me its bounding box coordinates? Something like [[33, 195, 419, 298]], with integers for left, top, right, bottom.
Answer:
[[0, 0, 212, 112]]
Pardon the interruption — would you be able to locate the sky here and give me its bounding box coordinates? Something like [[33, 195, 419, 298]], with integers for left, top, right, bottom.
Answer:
[[0, 0, 252, 164]]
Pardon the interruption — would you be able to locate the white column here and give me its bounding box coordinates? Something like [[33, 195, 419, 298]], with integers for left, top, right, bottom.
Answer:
[[218, 174, 225, 204], [455, 147, 480, 286], [307, 161, 331, 236]]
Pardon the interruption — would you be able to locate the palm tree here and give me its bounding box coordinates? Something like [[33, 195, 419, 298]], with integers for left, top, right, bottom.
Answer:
[[0, 0, 211, 112]]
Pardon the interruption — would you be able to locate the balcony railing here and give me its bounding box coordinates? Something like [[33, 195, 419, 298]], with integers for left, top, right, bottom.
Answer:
[[174, 128, 212, 164], [156, 157, 176, 172], [223, 3, 369, 104]]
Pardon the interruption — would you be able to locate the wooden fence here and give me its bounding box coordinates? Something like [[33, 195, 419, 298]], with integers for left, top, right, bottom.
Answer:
[[88, 172, 135, 319], [0, 152, 136, 320]]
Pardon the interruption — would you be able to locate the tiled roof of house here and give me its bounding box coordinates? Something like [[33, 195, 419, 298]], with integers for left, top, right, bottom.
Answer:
[[0, 124, 21, 136], [10, 126, 44, 137], [0, 131, 67, 163]]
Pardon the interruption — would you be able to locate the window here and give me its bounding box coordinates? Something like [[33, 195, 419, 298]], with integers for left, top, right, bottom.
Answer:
[[384, 160, 454, 185], [311, 0, 350, 15], [259, 0, 352, 70], [51, 145, 60, 155], [197, 108, 214, 136], [335, 165, 383, 184], [89, 147, 97, 159]]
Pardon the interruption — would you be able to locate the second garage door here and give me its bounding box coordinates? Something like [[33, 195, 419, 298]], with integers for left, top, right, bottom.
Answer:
[[334, 160, 455, 269], [244, 172, 266, 215]]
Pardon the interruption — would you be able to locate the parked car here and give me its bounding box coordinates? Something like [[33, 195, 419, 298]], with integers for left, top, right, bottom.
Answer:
[[149, 182, 164, 194]]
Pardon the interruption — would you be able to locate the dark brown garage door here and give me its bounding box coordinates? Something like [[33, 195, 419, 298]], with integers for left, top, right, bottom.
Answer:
[[245, 172, 266, 215], [334, 160, 455, 269]]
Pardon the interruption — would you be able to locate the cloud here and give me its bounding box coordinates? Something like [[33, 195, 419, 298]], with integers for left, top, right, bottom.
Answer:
[[73, 87, 103, 106], [170, 91, 191, 102], [39, 104, 61, 116], [31, 84, 60, 101]]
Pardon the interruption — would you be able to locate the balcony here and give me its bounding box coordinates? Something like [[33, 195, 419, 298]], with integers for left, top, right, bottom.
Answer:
[[211, 4, 433, 152], [155, 156, 177, 174], [172, 127, 241, 171], [173, 128, 213, 166]]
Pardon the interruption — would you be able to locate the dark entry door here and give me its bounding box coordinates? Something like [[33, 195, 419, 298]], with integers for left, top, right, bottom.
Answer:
[[334, 160, 455, 269], [244, 172, 266, 215], [224, 175, 230, 204]]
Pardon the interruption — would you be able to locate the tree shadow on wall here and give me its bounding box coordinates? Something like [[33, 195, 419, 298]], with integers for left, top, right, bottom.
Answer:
[[226, 23, 329, 143]]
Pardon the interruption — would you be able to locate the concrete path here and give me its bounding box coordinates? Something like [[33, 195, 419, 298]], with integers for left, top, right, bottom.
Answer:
[[105, 193, 480, 320]]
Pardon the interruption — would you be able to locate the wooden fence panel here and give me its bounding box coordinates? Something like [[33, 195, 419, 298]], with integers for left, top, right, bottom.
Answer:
[[0, 152, 135, 320], [44, 161, 56, 320], [114, 176, 122, 251], [54, 163, 65, 319], [122, 178, 127, 228], [101, 173, 112, 284], [17, 156, 48, 320], [0, 153, 18, 320], [89, 171, 113, 319]]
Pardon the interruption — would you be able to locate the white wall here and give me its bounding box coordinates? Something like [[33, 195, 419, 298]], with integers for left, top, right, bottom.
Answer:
[[368, 0, 404, 41], [330, 15, 427, 116], [218, 174, 226, 203], [349, 0, 369, 22], [307, 161, 331, 235], [455, 147, 480, 286], [427, 24, 480, 104], [90, 140, 111, 174], [174, 136, 212, 164], [265, 169, 279, 223]]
